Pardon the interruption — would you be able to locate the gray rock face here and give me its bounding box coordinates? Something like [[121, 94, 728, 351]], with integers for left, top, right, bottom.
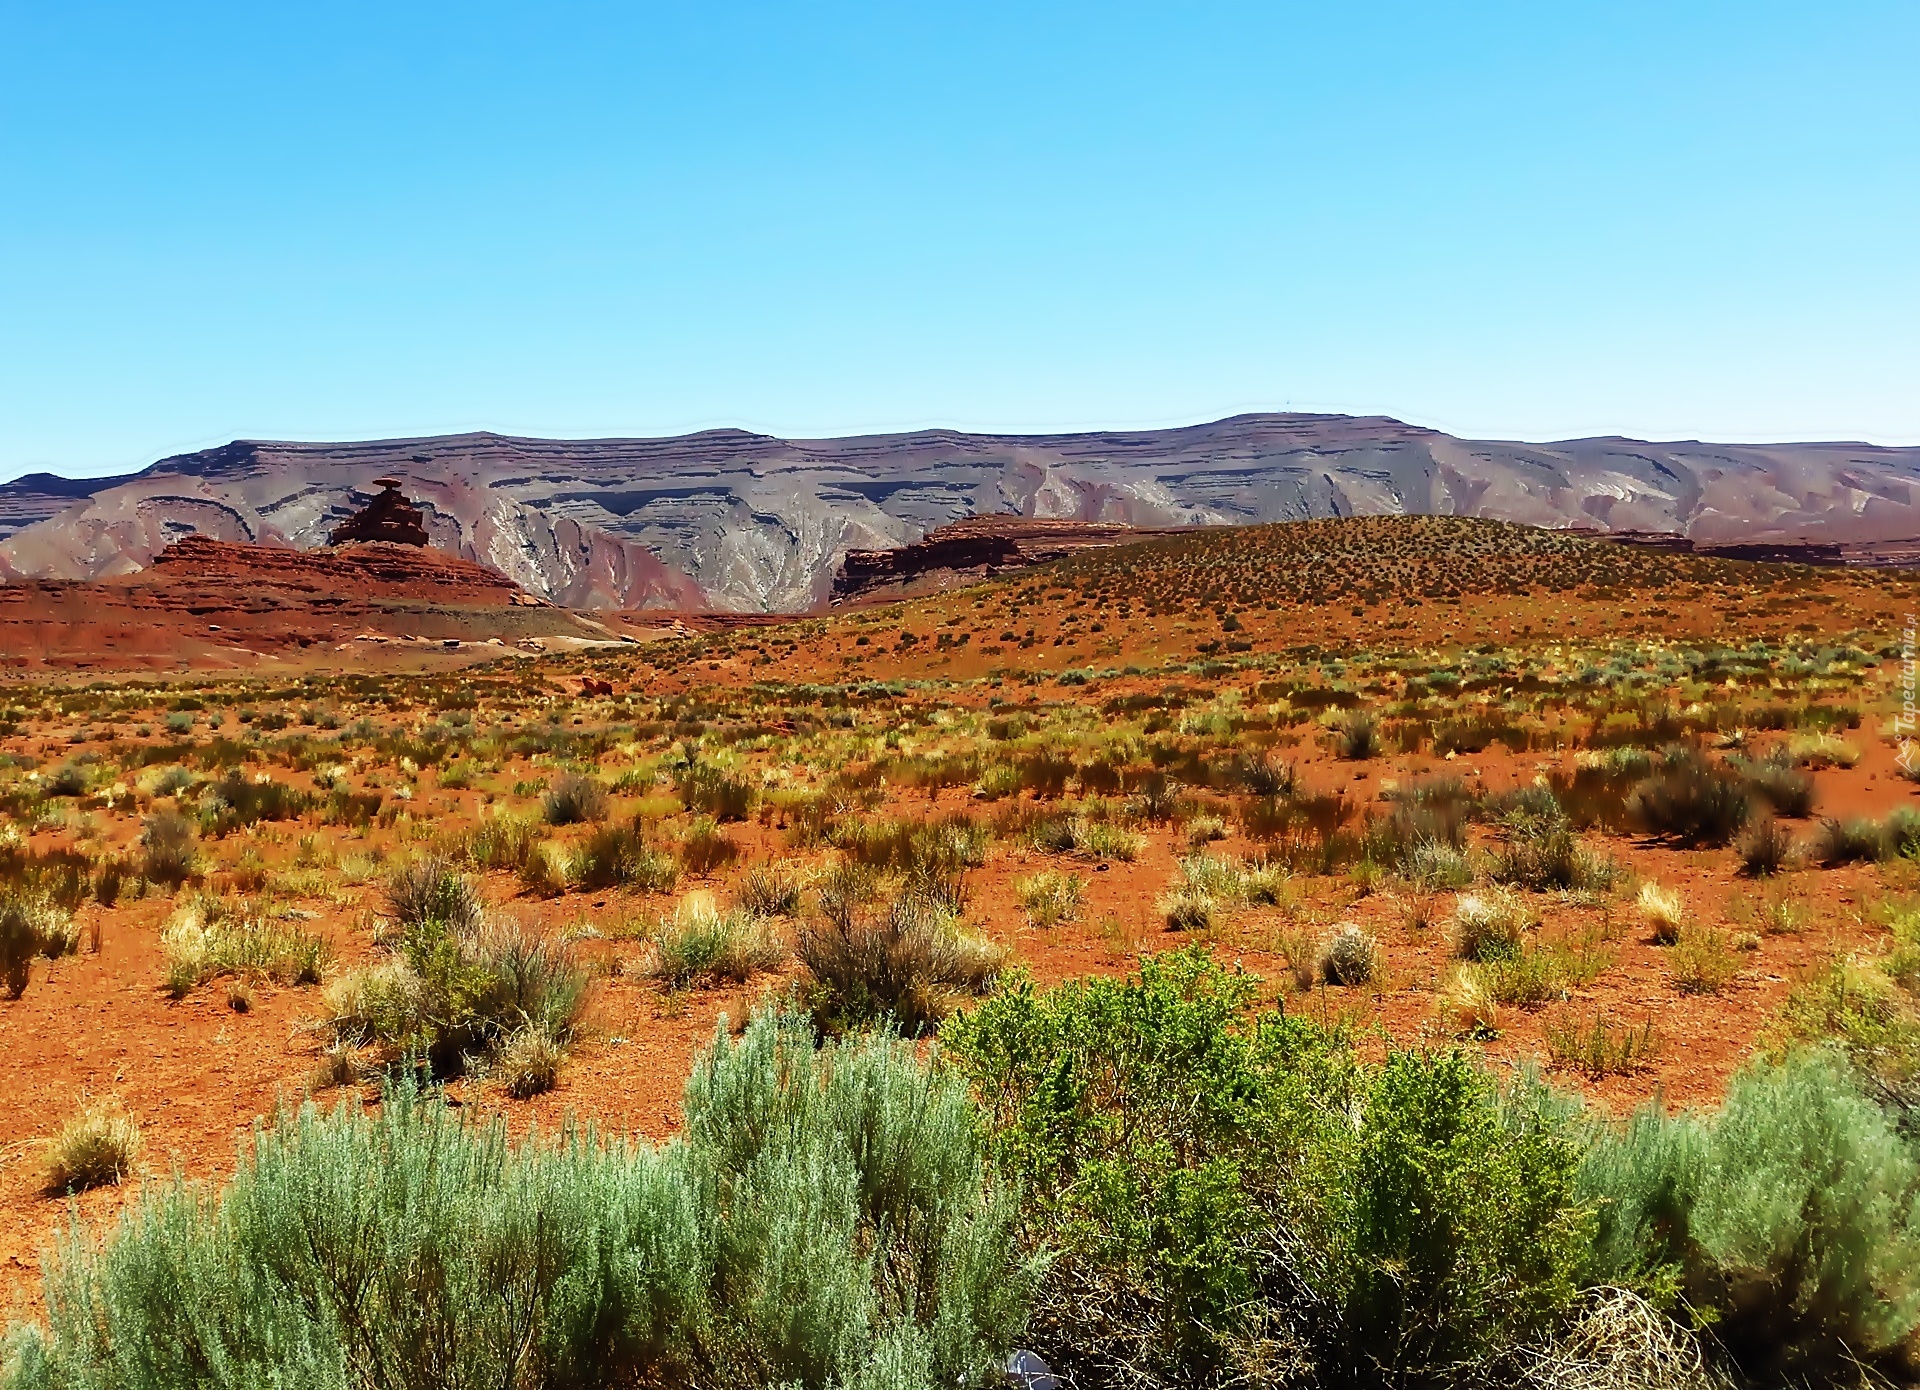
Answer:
[[2, 413, 1916, 611]]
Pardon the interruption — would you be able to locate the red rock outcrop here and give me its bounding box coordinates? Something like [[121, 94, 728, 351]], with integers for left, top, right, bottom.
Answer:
[[831, 516, 1195, 604], [0, 536, 612, 671], [328, 479, 430, 546]]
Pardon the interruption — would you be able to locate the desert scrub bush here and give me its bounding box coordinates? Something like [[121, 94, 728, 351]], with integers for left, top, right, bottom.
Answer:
[[1489, 797, 1615, 892], [1330, 709, 1379, 760], [1028, 814, 1142, 863], [516, 839, 574, 897], [1014, 869, 1083, 928], [1815, 815, 1886, 866], [138, 808, 197, 886], [6, 1013, 1030, 1390], [572, 818, 679, 893], [1400, 836, 1473, 891], [1450, 886, 1535, 962], [1627, 748, 1752, 846], [798, 893, 1003, 1035], [324, 914, 589, 1077], [448, 811, 540, 872], [0, 893, 75, 999], [1320, 922, 1378, 986], [649, 895, 786, 988], [199, 770, 315, 836], [1157, 885, 1217, 934], [680, 815, 739, 877], [384, 853, 483, 932], [734, 861, 803, 917], [1581, 1048, 1920, 1382], [1731, 748, 1816, 817], [161, 895, 328, 998], [1737, 813, 1793, 877], [1636, 881, 1685, 945], [42, 1098, 141, 1195], [675, 758, 759, 821], [946, 950, 1593, 1389], [1786, 733, 1860, 769], [541, 771, 608, 826]]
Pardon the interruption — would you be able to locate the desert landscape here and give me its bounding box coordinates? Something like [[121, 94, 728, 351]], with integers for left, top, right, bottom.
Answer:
[[2, 505, 1918, 1387]]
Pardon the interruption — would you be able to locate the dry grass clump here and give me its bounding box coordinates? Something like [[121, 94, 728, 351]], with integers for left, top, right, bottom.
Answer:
[[798, 890, 1004, 1034], [386, 854, 483, 933], [44, 1097, 141, 1194], [139, 808, 198, 886], [1159, 885, 1217, 934], [1517, 1285, 1724, 1390], [1736, 815, 1792, 877], [649, 893, 787, 988], [1015, 869, 1084, 928], [1451, 887, 1535, 962], [734, 862, 803, 918], [542, 772, 609, 826], [1320, 923, 1378, 986], [680, 816, 740, 876], [1, 891, 76, 998], [1636, 882, 1685, 945], [1786, 733, 1859, 769], [495, 1023, 565, 1099], [1543, 1012, 1659, 1077], [161, 894, 328, 998]]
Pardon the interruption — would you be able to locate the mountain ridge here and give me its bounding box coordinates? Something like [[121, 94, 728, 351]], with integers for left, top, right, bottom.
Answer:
[[3, 412, 1916, 612]]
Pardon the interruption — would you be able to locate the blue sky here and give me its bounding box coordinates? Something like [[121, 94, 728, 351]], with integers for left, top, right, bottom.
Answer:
[[2, 1, 1915, 481]]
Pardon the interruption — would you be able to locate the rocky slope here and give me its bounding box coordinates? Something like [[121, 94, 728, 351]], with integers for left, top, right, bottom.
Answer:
[[0, 536, 614, 672], [831, 516, 1199, 603], [3, 414, 1917, 612]]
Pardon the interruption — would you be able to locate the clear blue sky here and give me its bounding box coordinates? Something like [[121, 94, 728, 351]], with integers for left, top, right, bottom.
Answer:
[[2, 1, 1915, 481]]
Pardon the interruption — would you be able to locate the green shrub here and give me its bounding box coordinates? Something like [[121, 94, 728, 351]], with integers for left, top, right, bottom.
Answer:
[[946, 951, 1590, 1388], [1331, 1055, 1589, 1386], [1581, 1049, 1920, 1381], [7, 1014, 1030, 1390]]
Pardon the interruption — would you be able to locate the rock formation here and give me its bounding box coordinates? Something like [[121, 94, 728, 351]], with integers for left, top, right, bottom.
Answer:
[[832, 516, 1195, 603], [328, 479, 430, 546]]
